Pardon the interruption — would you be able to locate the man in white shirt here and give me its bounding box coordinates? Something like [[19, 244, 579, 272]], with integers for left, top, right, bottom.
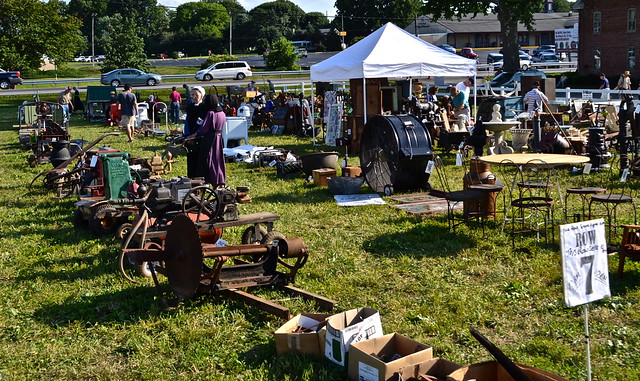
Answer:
[[456, 77, 473, 101], [523, 81, 548, 113]]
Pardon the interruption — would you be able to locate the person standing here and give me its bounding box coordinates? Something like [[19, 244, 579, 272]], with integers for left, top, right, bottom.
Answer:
[[599, 73, 610, 100], [449, 85, 470, 124], [184, 86, 208, 178], [169, 86, 181, 125], [615, 71, 631, 90], [196, 94, 227, 186], [523, 81, 548, 113], [456, 77, 473, 102], [267, 79, 276, 94], [58, 86, 74, 123], [117, 84, 138, 142], [72, 86, 84, 113], [183, 83, 192, 106]]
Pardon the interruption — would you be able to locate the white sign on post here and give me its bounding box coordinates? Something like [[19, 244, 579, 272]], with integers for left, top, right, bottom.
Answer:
[[560, 219, 610, 307]]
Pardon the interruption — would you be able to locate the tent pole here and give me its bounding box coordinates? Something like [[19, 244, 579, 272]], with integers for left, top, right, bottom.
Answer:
[[473, 74, 477, 123], [363, 78, 367, 125], [311, 82, 317, 146]]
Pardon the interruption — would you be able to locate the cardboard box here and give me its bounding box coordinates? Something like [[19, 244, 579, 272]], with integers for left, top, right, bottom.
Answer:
[[347, 333, 433, 381], [325, 307, 383, 368], [274, 313, 330, 358], [342, 166, 362, 177], [313, 168, 337, 187], [395, 357, 463, 380], [447, 361, 568, 381]]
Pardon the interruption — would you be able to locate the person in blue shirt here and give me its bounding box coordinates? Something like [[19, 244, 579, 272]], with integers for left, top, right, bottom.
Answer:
[[449, 85, 470, 129], [599, 73, 610, 100]]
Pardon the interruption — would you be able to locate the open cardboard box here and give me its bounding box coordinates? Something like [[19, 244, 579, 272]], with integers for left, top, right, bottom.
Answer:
[[348, 333, 433, 381], [447, 361, 568, 381], [324, 307, 383, 368], [395, 357, 463, 380], [273, 313, 331, 358]]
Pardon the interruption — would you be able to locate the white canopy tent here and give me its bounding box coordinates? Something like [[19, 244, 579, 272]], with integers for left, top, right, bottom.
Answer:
[[310, 22, 477, 125]]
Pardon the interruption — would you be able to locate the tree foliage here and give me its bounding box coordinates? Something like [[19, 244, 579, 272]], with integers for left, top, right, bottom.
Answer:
[[0, 0, 84, 71], [334, 0, 422, 44], [101, 14, 150, 72], [265, 37, 300, 71], [249, 1, 305, 40], [422, 0, 544, 72]]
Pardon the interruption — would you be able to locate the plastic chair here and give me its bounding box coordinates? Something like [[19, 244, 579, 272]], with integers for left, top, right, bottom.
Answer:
[[431, 155, 484, 231], [619, 224, 640, 276]]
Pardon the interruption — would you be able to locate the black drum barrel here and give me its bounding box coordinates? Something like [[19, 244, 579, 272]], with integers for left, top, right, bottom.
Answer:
[[360, 114, 434, 193]]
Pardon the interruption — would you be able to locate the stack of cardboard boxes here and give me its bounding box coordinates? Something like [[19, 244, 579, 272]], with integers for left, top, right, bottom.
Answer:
[[273, 307, 568, 381]]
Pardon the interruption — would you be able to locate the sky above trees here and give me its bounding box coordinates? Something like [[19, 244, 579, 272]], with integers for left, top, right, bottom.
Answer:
[[160, 0, 338, 15]]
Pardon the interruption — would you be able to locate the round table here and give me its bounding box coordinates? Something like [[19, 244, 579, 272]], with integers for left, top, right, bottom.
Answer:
[[478, 153, 590, 166]]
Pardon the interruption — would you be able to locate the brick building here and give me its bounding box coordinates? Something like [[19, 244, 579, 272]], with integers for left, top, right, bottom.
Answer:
[[574, 0, 640, 79]]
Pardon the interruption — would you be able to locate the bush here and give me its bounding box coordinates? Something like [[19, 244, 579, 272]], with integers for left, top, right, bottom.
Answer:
[[200, 54, 238, 69]]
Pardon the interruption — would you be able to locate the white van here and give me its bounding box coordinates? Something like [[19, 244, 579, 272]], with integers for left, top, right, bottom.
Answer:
[[195, 61, 252, 81]]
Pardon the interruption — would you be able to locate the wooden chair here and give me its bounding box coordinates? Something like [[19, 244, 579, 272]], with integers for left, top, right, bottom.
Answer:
[[619, 224, 640, 276]]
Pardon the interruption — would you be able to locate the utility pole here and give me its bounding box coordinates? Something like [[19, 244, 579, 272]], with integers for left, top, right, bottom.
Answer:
[[229, 13, 233, 55], [91, 13, 97, 66]]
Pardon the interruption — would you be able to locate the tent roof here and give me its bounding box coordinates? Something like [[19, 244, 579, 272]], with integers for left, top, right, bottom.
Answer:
[[310, 22, 476, 82]]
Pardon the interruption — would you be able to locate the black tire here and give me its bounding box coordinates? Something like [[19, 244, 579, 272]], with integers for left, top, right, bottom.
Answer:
[[260, 231, 286, 246], [383, 184, 394, 196], [241, 226, 268, 244], [116, 223, 133, 240], [0, 80, 9, 90], [203, 74, 212, 81], [147, 78, 156, 86], [236, 73, 246, 80], [89, 204, 119, 236], [73, 209, 87, 228], [110, 80, 120, 87], [521, 64, 529, 70]]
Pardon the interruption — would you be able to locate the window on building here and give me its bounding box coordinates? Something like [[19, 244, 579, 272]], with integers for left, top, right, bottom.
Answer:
[[629, 9, 637, 32], [594, 48, 601, 71], [593, 11, 601, 34], [629, 47, 637, 70]]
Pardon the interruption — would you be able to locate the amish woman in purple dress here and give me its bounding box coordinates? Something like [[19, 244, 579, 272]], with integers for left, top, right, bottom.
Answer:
[[196, 94, 227, 186]]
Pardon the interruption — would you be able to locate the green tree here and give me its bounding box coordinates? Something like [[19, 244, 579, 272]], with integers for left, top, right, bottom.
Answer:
[[0, 0, 84, 71], [265, 37, 299, 71], [422, 0, 544, 72], [101, 14, 150, 72], [170, 2, 230, 55], [553, 0, 574, 13], [249, 1, 305, 40], [334, 0, 422, 44]]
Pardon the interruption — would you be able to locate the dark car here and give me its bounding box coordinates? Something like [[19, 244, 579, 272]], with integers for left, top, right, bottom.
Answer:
[[100, 68, 162, 87], [0, 69, 23, 90], [438, 44, 456, 54], [488, 69, 547, 88], [458, 47, 478, 60]]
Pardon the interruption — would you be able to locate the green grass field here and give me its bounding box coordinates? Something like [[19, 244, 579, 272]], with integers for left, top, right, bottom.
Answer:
[[0, 93, 639, 380]]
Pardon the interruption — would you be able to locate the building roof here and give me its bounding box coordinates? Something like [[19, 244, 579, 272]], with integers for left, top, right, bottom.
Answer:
[[406, 12, 578, 34]]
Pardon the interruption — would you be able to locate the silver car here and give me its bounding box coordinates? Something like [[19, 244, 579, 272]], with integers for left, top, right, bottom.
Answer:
[[100, 68, 162, 87]]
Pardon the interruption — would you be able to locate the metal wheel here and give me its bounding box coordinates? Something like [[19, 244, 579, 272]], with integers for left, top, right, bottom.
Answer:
[[182, 185, 219, 222], [0, 80, 9, 90], [383, 184, 394, 196], [110, 80, 120, 87], [203, 74, 213, 81], [89, 204, 119, 236], [147, 78, 156, 86], [521, 64, 529, 70], [116, 223, 133, 240], [241, 225, 268, 244], [236, 73, 246, 80]]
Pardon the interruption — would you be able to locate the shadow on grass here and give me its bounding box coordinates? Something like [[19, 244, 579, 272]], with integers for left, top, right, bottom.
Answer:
[[33, 285, 163, 326]]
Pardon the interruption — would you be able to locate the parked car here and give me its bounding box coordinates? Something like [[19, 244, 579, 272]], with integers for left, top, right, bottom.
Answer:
[[488, 69, 547, 88], [100, 68, 162, 87], [532, 52, 561, 67], [195, 61, 252, 81], [458, 47, 478, 60], [157, 53, 169, 59], [499, 49, 532, 60], [531, 45, 556, 57], [294, 48, 308, 58], [94, 55, 106, 62], [175, 51, 185, 58], [72, 56, 87, 62], [438, 44, 457, 54], [488, 53, 531, 70], [0, 68, 22, 89]]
